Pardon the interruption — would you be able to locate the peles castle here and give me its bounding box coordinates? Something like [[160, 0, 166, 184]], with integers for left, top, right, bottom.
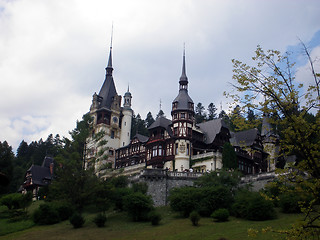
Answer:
[[84, 45, 279, 178]]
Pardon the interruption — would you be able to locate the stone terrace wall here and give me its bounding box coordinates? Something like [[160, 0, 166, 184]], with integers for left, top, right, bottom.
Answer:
[[137, 169, 202, 206], [131, 169, 277, 206]]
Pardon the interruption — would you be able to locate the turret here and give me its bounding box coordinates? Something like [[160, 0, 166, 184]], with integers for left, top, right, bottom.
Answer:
[[120, 86, 133, 147], [171, 49, 194, 171]]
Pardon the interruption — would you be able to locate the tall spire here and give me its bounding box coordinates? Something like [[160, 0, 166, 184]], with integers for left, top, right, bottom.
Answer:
[[179, 44, 188, 90], [106, 24, 113, 75]]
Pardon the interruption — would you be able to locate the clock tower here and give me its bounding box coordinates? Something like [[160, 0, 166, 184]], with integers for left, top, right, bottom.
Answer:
[[86, 44, 132, 176]]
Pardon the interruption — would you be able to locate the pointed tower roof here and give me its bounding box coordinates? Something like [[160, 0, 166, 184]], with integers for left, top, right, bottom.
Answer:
[[179, 47, 188, 85], [98, 46, 118, 109], [172, 48, 193, 111]]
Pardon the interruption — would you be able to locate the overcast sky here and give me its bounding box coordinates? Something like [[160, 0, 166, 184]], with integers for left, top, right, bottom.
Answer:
[[1, 0, 320, 152]]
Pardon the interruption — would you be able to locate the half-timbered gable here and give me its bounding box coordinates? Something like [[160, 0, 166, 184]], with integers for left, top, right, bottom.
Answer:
[[115, 134, 148, 169], [146, 116, 175, 169], [230, 128, 268, 174]]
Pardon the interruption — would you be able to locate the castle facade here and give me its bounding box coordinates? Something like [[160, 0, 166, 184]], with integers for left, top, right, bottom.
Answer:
[[85, 46, 276, 178]]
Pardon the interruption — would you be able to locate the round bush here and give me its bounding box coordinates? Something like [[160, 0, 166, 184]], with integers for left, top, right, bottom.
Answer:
[[246, 194, 276, 221], [148, 211, 162, 226], [123, 192, 154, 222], [211, 208, 229, 222], [93, 213, 107, 227], [189, 211, 200, 226], [69, 212, 85, 228], [33, 204, 60, 225], [52, 202, 74, 221]]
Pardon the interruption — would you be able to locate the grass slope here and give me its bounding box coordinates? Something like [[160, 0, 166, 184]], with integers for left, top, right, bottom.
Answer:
[[0, 206, 303, 240]]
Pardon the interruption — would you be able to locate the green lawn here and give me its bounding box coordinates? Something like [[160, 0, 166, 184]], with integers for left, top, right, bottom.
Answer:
[[0, 205, 303, 240]]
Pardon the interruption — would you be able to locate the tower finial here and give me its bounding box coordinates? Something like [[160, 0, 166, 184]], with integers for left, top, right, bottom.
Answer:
[[110, 22, 113, 50], [106, 24, 114, 73], [179, 43, 188, 89]]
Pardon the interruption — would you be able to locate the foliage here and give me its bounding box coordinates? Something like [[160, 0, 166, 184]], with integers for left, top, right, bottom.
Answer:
[[207, 103, 217, 120], [47, 114, 100, 211], [195, 170, 241, 191], [197, 186, 234, 217], [69, 212, 85, 228], [169, 185, 233, 218], [189, 211, 200, 226], [109, 176, 128, 188], [148, 211, 162, 226], [222, 142, 237, 170], [123, 192, 154, 222], [0, 141, 14, 194], [145, 112, 155, 128], [131, 113, 149, 137], [93, 212, 107, 227], [278, 193, 301, 214], [195, 102, 206, 123], [211, 208, 229, 222], [232, 189, 276, 221], [132, 182, 148, 194], [169, 187, 199, 217], [91, 181, 112, 213], [33, 203, 60, 225], [156, 110, 165, 119], [112, 187, 133, 211], [50, 201, 74, 221], [0, 193, 32, 210], [226, 43, 320, 236]]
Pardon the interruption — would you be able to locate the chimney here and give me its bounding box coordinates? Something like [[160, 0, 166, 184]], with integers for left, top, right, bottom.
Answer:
[[50, 163, 54, 175]]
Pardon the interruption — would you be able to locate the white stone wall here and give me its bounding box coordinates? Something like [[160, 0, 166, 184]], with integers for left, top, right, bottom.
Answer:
[[191, 152, 223, 172]]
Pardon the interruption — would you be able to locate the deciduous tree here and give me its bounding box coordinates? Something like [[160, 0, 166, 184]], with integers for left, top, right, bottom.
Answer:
[[226, 44, 320, 238]]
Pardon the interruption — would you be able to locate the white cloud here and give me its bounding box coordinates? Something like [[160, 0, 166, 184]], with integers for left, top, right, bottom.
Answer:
[[0, 0, 320, 152]]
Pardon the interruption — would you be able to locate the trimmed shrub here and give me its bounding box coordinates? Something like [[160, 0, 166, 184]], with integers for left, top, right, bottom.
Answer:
[[69, 212, 85, 228], [211, 208, 229, 222], [197, 186, 233, 217], [169, 187, 200, 217], [112, 188, 133, 211], [123, 192, 154, 222], [148, 211, 162, 226], [189, 211, 200, 226], [93, 212, 107, 227], [33, 203, 60, 225], [52, 201, 74, 221]]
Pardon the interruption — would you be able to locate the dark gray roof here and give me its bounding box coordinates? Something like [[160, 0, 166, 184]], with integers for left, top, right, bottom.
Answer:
[[179, 51, 188, 85], [172, 51, 193, 111], [172, 90, 194, 110], [198, 118, 227, 144], [27, 165, 52, 186], [148, 116, 172, 130], [98, 48, 118, 109], [230, 128, 259, 147], [134, 133, 149, 143]]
